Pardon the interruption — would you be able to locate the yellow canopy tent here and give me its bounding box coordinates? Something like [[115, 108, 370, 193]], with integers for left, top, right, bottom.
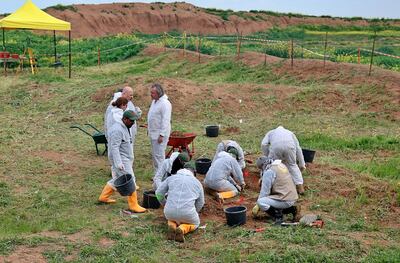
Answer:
[[0, 0, 72, 77]]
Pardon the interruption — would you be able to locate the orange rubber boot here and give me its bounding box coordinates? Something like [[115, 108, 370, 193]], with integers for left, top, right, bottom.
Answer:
[[127, 191, 147, 213], [98, 184, 116, 204], [175, 224, 196, 243]]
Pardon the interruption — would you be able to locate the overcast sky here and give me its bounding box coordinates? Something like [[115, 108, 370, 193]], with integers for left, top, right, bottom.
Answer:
[[1, 0, 399, 19]]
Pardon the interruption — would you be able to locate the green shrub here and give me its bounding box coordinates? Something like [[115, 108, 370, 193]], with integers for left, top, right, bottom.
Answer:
[[46, 4, 77, 12]]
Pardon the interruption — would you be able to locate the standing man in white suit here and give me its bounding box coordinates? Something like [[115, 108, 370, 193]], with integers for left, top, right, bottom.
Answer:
[[147, 83, 172, 173]]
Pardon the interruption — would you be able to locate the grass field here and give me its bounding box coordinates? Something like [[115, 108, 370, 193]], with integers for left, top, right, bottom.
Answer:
[[0, 47, 399, 262]]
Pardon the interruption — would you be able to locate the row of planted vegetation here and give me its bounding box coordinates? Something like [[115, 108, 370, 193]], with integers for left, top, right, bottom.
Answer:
[[2, 25, 400, 70]]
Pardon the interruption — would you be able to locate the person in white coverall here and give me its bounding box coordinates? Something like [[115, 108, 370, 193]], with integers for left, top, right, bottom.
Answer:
[[156, 162, 204, 243], [152, 151, 190, 191], [105, 97, 128, 178], [98, 110, 146, 213], [213, 140, 246, 169], [147, 83, 172, 173], [104, 86, 142, 153], [252, 156, 300, 225], [261, 126, 306, 194], [204, 149, 245, 203]]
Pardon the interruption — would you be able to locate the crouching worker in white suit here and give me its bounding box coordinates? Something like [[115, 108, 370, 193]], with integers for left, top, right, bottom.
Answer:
[[156, 162, 204, 243], [152, 151, 190, 191], [252, 156, 301, 225], [204, 149, 245, 203], [213, 140, 246, 169], [261, 126, 306, 194], [98, 110, 146, 213]]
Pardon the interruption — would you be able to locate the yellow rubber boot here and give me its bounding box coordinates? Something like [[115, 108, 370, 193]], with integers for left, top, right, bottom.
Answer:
[[175, 224, 196, 243], [98, 184, 116, 204], [167, 220, 177, 240], [127, 191, 147, 213], [252, 204, 260, 218], [217, 191, 237, 203]]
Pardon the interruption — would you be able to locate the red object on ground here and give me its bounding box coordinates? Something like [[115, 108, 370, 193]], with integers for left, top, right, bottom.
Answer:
[[11, 54, 19, 59], [311, 220, 324, 228], [166, 131, 196, 158], [243, 169, 250, 177], [254, 227, 266, 233], [234, 196, 245, 205]]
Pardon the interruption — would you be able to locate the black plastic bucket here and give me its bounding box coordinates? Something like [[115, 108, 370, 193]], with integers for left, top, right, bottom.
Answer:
[[302, 148, 316, 163], [142, 190, 160, 209], [195, 158, 212, 174], [205, 125, 219, 137], [224, 206, 247, 226], [114, 174, 135, 196]]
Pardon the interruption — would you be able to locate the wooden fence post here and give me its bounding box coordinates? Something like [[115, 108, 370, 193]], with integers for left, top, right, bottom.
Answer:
[[198, 35, 201, 63], [98, 46, 101, 67], [264, 43, 267, 67], [291, 38, 294, 68], [236, 33, 242, 59], [323, 31, 328, 68], [183, 31, 187, 57], [358, 47, 361, 64], [163, 32, 167, 52], [368, 31, 377, 76]]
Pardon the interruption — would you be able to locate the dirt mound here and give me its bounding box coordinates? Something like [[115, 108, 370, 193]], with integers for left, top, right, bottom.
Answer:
[[43, 2, 400, 38]]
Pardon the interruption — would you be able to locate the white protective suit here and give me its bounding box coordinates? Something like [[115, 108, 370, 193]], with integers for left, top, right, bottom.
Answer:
[[106, 108, 124, 178], [107, 121, 136, 188], [204, 151, 244, 194], [261, 126, 305, 185], [147, 94, 172, 172], [106, 108, 124, 137], [257, 160, 297, 211], [152, 152, 180, 191], [104, 91, 142, 142], [156, 168, 205, 227], [213, 140, 246, 169]]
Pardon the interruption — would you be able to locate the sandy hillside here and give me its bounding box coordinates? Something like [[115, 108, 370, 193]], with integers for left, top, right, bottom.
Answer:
[[33, 2, 400, 38]]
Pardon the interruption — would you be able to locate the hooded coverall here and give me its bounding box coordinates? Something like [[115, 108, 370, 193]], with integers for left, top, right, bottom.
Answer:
[[261, 126, 305, 185], [204, 151, 244, 194], [147, 94, 172, 173], [105, 108, 124, 178], [104, 91, 142, 146], [152, 152, 180, 191], [213, 140, 246, 169], [99, 121, 146, 213], [156, 168, 204, 229], [107, 121, 135, 187], [257, 160, 298, 211]]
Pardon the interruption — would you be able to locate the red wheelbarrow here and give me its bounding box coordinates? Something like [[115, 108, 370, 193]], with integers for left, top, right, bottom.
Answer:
[[166, 131, 196, 159]]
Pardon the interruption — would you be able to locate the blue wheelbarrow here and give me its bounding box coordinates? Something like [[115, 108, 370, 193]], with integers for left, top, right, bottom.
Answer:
[[70, 124, 107, 155]]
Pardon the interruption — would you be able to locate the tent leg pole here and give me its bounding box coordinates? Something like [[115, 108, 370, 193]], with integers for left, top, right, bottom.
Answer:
[[68, 31, 71, 78], [2, 28, 5, 51], [53, 30, 57, 67]]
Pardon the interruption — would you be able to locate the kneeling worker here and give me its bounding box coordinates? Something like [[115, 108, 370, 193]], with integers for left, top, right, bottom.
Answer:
[[213, 140, 246, 169], [204, 149, 245, 203], [156, 162, 204, 242], [252, 156, 300, 224], [152, 151, 190, 191], [98, 110, 146, 213]]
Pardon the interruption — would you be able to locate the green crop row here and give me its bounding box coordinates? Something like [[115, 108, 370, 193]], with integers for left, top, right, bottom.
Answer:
[[2, 28, 399, 70]]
